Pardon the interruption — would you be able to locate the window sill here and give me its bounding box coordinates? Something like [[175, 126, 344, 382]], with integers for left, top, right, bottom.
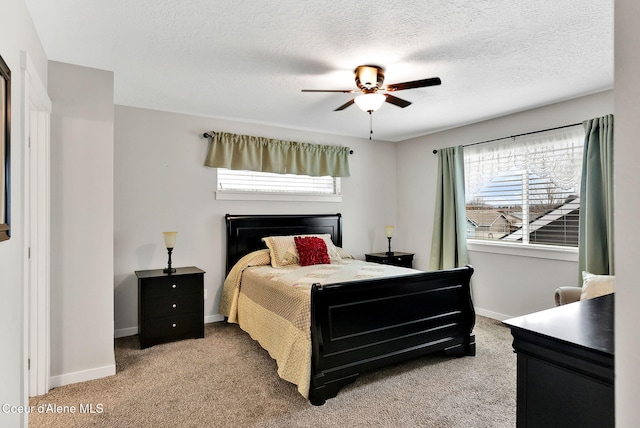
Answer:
[[467, 240, 578, 262], [216, 191, 342, 203]]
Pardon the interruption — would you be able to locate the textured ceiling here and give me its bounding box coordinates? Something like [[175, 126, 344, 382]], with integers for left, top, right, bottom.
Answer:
[[25, 0, 613, 142]]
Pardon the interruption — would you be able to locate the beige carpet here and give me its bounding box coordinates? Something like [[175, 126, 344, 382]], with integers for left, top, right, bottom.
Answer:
[[29, 316, 516, 427]]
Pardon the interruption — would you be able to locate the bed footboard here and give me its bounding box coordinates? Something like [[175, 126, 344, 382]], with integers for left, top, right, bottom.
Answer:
[[309, 265, 475, 405]]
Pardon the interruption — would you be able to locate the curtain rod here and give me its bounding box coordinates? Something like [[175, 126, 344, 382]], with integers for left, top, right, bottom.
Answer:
[[432, 122, 583, 154], [202, 132, 354, 154]]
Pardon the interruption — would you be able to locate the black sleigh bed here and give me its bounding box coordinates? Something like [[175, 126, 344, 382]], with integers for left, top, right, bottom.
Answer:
[[223, 213, 475, 405]]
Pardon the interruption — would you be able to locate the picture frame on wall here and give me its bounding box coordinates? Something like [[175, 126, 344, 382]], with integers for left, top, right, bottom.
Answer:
[[0, 54, 10, 242]]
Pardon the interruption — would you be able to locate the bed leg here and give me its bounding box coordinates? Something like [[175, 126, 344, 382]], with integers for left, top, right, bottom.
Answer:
[[308, 387, 327, 406], [444, 333, 476, 357], [309, 373, 358, 405], [466, 333, 476, 356], [309, 397, 326, 406]]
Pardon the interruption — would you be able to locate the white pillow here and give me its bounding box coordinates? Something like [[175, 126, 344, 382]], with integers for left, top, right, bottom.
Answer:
[[334, 246, 354, 260], [580, 271, 615, 301], [262, 235, 300, 267]]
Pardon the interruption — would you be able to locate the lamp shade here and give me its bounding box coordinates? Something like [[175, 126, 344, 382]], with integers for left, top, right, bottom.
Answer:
[[163, 231, 177, 248], [354, 93, 386, 112], [385, 226, 395, 238]]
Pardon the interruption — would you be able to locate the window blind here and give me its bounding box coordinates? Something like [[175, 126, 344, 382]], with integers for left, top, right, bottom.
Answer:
[[464, 125, 585, 247], [217, 169, 340, 195]]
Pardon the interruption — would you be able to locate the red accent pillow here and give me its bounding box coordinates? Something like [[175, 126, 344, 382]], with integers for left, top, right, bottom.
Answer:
[[294, 236, 331, 266]]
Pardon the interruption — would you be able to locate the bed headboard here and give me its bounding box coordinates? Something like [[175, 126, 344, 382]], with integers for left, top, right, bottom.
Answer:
[[224, 213, 343, 274]]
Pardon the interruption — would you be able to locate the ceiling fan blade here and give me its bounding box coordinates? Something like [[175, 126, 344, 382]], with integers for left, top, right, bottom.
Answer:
[[334, 99, 355, 111], [385, 77, 441, 92], [385, 94, 412, 108], [301, 89, 358, 93]]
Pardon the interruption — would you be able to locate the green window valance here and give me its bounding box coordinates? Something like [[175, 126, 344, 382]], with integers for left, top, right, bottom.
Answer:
[[204, 132, 351, 177]]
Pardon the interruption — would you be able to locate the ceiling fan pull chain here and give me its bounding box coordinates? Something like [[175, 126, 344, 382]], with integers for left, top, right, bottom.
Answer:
[[369, 111, 373, 140]]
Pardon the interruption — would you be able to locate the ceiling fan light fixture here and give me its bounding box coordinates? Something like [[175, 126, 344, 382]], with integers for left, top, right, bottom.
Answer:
[[354, 93, 386, 112]]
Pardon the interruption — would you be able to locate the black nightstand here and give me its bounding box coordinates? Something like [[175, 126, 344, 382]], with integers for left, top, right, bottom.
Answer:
[[135, 266, 205, 349], [365, 252, 414, 268]]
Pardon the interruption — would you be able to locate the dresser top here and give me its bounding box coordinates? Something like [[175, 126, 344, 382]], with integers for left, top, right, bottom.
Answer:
[[503, 293, 614, 356], [135, 266, 205, 279]]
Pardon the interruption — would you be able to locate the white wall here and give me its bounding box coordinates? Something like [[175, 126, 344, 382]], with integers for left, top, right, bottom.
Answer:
[[0, 1, 48, 427], [113, 106, 399, 335], [397, 90, 614, 319], [48, 61, 116, 386], [615, 0, 640, 424]]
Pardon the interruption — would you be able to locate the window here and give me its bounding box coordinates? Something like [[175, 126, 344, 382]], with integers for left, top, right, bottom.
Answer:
[[464, 125, 585, 247], [216, 168, 341, 201]]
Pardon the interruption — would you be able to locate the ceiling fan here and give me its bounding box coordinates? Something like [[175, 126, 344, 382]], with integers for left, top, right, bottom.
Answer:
[[302, 65, 441, 113]]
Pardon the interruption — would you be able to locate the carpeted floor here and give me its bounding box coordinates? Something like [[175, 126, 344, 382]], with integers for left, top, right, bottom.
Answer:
[[29, 316, 516, 427]]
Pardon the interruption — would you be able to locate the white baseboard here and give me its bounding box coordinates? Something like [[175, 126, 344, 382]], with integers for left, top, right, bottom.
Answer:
[[114, 315, 226, 338], [49, 364, 116, 389], [114, 326, 138, 338], [475, 307, 513, 321], [206, 314, 225, 323]]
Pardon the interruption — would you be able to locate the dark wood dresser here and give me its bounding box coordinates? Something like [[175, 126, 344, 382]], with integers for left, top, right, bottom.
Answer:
[[136, 266, 205, 349], [503, 294, 614, 428], [365, 252, 414, 268]]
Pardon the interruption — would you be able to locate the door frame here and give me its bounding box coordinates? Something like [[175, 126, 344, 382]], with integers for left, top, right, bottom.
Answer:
[[21, 51, 51, 398]]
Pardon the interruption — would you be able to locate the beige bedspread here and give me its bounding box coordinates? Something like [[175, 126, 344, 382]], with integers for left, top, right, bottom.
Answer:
[[219, 250, 418, 398]]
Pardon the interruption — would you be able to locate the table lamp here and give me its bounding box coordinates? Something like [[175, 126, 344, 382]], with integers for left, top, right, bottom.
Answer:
[[385, 226, 394, 255], [163, 231, 177, 274]]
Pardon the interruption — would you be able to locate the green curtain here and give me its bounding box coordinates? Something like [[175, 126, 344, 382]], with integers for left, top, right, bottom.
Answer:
[[578, 114, 614, 278], [204, 132, 351, 177], [429, 146, 469, 270]]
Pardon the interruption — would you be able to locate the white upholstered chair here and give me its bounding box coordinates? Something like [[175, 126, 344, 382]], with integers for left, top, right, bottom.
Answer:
[[554, 272, 615, 306], [554, 286, 583, 306]]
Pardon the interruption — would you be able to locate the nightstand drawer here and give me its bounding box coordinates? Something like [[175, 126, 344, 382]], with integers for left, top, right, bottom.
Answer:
[[365, 252, 414, 268], [142, 293, 203, 319], [142, 312, 203, 340], [141, 275, 202, 299], [379, 256, 405, 265]]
